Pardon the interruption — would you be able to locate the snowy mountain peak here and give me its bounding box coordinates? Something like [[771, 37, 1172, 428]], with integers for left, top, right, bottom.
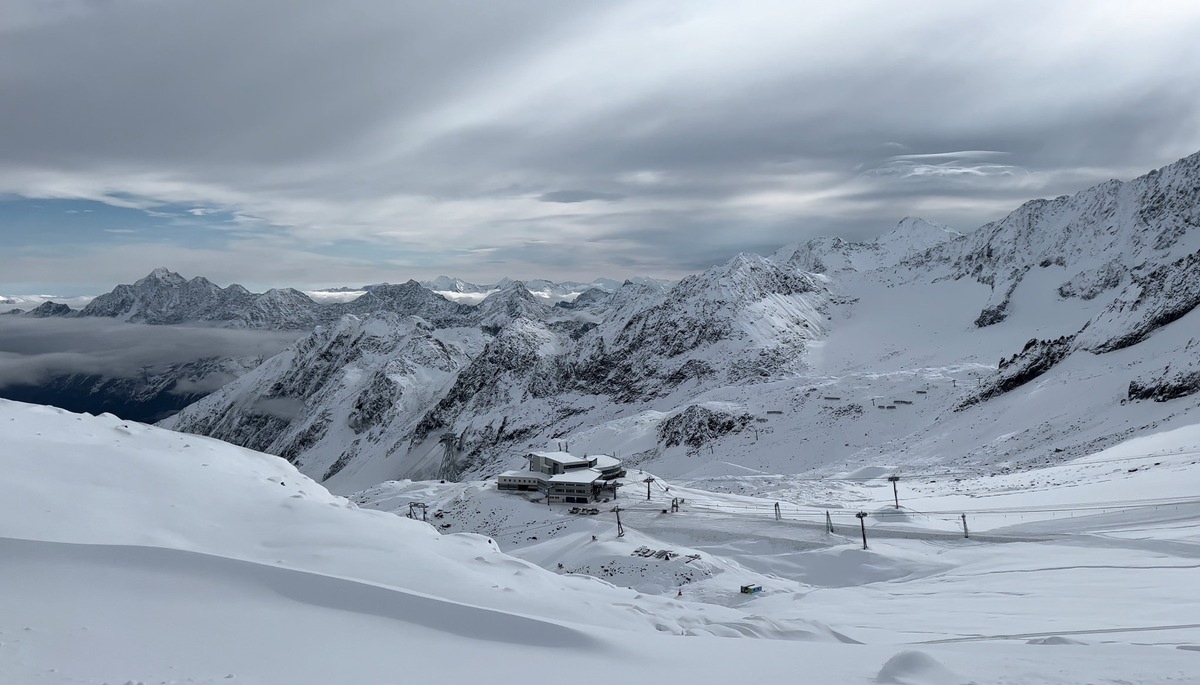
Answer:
[[698, 251, 820, 301], [421, 275, 487, 293], [25, 301, 75, 318], [771, 217, 963, 276], [884, 216, 963, 246], [347, 281, 421, 304], [344, 281, 473, 327], [474, 280, 554, 328], [81, 268, 321, 328], [140, 266, 187, 285]]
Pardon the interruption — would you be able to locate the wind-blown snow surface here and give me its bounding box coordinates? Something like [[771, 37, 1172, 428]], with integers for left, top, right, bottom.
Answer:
[[5, 399, 1200, 684]]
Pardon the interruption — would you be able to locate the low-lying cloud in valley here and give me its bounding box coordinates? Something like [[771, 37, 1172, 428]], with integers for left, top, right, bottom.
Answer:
[[0, 317, 301, 390]]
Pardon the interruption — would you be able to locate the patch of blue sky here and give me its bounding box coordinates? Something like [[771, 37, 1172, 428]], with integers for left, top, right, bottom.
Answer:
[[0, 197, 248, 251]]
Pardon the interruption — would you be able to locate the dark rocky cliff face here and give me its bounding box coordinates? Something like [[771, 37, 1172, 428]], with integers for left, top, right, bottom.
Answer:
[[658, 405, 754, 450]]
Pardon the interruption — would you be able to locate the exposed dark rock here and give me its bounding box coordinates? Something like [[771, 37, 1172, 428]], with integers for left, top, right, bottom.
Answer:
[[347, 370, 400, 434], [26, 301, 75, 317], [1086, 250, 1200, 353], [1129, 367, 1200, 402], [658, 405, 753, 449], [964, 336, 1076, 407]]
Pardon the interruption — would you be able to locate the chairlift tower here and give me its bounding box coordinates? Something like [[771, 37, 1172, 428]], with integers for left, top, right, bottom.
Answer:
[[888, 475, 901, 509], [438, 432, 462, 481], [408, 502, 428, 522]]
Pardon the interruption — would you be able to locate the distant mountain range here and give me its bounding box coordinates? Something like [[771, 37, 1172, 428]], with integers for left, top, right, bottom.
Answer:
[[0, 271, 674, 423], [4, 270, 676, 326], [159, 150, 1200, 494], [7, 151, 1199, 492]]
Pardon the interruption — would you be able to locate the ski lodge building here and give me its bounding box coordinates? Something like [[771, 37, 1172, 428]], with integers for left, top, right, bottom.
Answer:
[[497, 451, 626, 504]]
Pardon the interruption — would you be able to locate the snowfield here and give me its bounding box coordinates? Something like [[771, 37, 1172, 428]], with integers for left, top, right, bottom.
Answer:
[[5, 399, 1200, 684]]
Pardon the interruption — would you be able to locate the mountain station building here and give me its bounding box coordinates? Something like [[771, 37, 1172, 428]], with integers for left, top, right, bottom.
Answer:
[[497, 451, 626, 504]]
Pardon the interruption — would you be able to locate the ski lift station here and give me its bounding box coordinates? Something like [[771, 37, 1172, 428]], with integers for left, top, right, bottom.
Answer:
[[497, 451, 626, 504]]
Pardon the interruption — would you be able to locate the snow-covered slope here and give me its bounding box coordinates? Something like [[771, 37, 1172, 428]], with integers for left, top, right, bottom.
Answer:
[[158, 313, 489, 490], [6, 399, 821, 636], [0, 399, 862, 684], [166, 252, 832, 490], [8, 398, 1200, 684], [773, 216, 963, 274], [924, 150, 1200, 328], [340, 280, 476, 326]]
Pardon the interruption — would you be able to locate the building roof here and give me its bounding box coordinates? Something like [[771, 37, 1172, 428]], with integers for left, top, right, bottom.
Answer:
[[529, 450, 591, 467], [548, 468, 603, 484], [591, 454, 621, 470], [498, 470, 549, 481]]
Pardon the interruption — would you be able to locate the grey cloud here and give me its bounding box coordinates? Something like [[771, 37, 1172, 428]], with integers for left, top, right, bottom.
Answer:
[[0, 318, 301, 388], [2, 2, 1200, 290], [863, 160, 1028, 180], [170, 372, 240, 395], [0, 1, 592, 166], [249, 397, 307, 420], [538, 190, 625, 203]]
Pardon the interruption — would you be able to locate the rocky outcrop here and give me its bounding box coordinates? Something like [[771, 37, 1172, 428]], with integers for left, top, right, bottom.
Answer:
[[963, 336, 1077, 408], [1081, 249, 1200, 353], [1128, 369, 1200, 402], [658, 405, 753, 449], [25, 301, 75, 317]]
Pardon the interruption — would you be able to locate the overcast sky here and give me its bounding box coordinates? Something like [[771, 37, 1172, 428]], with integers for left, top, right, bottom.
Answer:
[[2, 0, 1200, 295]]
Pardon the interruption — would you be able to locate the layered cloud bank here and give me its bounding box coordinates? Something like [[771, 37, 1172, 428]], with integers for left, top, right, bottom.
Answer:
[[3, 1, 1200, 291]]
